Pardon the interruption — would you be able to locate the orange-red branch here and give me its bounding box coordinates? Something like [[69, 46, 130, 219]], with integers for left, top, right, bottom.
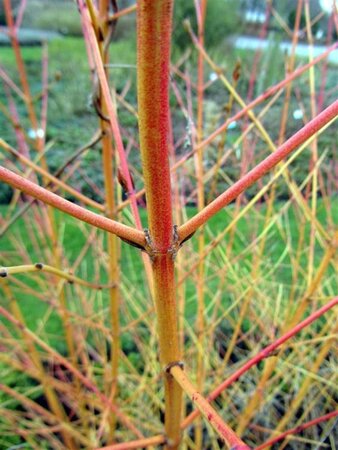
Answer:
[[78, 0, 142, 228], [182, 296, 338, 429], [137, 0, 174, 249], [178, 100, 338, 242], [0, 165, 145, 248], [137, 2, 182, 448], [170, 366, 250, 449]]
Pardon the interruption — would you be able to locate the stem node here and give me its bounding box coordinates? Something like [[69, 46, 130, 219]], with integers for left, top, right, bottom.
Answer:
[[165, 361, 185, 374]]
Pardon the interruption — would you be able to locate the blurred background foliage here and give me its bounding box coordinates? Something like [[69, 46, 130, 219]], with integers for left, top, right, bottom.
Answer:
[[0, 0, 337, 204]]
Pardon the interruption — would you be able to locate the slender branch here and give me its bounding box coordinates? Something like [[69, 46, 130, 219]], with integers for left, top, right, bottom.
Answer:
[[0, 263, 114, 289], [109, 3, 137, 21], [170, 365, 250, 449], [95, 435, 165, 450], [255, 410, 338, 449], [14, 0, 27, 29], [0, 165, 145, 248], [181, 297, 338, 429], [178, 101, 338, 242], [78, 0, 142, 228]]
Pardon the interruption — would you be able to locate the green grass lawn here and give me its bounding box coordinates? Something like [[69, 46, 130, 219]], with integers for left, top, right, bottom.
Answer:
[[0, 36, 137, 148]]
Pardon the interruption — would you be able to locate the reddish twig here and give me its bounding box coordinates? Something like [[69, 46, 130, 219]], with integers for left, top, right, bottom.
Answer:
[[255, 410, 338, 449], [181, 297, 338, 429], [178, 101, 338, 242]]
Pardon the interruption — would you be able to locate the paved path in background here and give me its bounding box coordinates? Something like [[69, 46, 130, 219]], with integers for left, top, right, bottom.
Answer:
[[230, 35, 338, 65], [1, 28, 337, 65], [0, 27, 62, 45]]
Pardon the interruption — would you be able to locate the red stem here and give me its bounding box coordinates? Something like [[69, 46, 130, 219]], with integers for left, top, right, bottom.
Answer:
[[78, 0, 142, 230], [255, 410, 338, 449], [14, 0, 27, 29], [40, 44, 49, 143], [137, 2, 182, 447], [137, 1, 173, 247]]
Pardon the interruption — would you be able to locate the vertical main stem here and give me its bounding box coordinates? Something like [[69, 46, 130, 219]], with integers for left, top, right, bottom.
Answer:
[[137, 1, 182, 448]]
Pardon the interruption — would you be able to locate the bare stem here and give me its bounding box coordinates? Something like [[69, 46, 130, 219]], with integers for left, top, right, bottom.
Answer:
[[137, 1, 182, 447]]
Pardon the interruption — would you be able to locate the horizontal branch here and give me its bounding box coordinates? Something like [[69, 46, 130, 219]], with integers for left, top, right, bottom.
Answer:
[[0, 165, 145, 248], [178, 100, 338, 242], [0, 263, 114, 289], [181, 296, 338, 429], [170, 365, 250, 449]]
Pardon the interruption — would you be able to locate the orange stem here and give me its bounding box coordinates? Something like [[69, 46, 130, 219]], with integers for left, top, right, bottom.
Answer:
[[137, 1, 182, 447], [170, 366, 250, 449]]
